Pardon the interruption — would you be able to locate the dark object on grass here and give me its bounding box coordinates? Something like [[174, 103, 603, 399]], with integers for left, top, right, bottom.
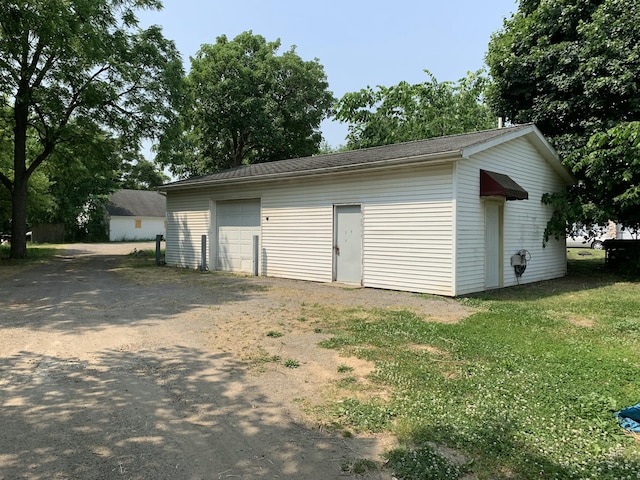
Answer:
[[614, 402, 640, 432]]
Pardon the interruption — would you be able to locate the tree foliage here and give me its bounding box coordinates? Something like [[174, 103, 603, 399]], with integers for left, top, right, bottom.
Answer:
[[487, 0, 640, 240], [157, 31, 335, 178], [485, 0, 640, 156], [574, 122, 640, 229], [120, 157, 169, 190], [0, 0, 183, 257], [41, 128, 124, 240], [334, 70, 496, 150]]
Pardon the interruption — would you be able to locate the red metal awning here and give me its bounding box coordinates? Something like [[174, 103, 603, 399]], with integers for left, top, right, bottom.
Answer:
[[480, 169, 528, 201]]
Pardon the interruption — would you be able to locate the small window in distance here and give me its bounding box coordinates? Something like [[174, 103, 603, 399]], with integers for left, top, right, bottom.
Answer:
[[135, 219, 142, 229]]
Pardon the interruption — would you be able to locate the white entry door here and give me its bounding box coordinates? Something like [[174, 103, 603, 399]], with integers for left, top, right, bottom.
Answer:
[[216, 199, 261, 273], [485, 203, 502, 289], [334, 205, 362, 284]]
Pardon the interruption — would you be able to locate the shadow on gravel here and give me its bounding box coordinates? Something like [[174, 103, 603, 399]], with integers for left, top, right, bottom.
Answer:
[[0, 253, 390, 479], [0, 345, 370, 479], [0, 254, 265, 333]]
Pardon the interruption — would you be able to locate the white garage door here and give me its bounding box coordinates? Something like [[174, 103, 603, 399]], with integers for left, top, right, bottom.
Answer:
[[216, 199, 261, 273]]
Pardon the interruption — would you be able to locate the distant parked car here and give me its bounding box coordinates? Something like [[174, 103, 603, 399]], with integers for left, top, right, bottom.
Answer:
[[567, 223, 636, 249], [566, 227, 608, 249], [0, 231, 33, 244]]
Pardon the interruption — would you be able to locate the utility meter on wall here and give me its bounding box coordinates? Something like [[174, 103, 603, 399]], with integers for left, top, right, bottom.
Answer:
[[510, 250, 527, 266], [510, 249, 530, 277]]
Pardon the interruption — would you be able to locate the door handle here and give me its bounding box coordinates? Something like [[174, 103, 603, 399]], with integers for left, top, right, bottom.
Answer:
[[334, 245, 340, 254]]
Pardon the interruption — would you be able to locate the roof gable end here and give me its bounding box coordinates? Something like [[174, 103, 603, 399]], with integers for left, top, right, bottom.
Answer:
[[461, 124, 574, 184]]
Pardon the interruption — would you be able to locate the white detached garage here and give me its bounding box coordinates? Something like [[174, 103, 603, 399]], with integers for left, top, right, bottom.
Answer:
[[159, 124, 573, 296]]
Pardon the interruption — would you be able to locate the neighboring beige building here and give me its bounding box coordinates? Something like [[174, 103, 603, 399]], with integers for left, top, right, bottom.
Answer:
[[159, 124, 573, 296], [105, 190, 166, 241]]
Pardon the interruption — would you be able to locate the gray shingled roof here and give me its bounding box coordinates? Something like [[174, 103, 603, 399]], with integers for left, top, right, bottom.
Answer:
[[161, 124, 540, 190], [106, 189, 166, 217]]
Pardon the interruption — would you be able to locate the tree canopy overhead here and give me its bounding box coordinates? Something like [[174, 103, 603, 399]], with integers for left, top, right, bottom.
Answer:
[[334, 70, 496, 150], [158, 31, 335, 178], [0, 0, 184, 257], [487, 0, 640, 155], [486, 0, 640, 237]]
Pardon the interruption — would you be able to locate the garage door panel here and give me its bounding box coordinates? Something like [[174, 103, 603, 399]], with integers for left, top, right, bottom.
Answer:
[[216, 199, 261, 273]]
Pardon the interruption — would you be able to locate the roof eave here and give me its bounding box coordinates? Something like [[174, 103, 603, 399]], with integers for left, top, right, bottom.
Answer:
[[159, 150, 462, 192]]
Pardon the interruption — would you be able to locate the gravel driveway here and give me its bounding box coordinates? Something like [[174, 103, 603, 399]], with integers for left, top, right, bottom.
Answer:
[[0, 243, 471, 479]]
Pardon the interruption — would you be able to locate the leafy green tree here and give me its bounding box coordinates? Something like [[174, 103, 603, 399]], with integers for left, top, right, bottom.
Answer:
[[158, 31, 335, 177], [574, 123, 640, 230], [41, 127, 123, 240], [486, 0, 640, 156], [334, 70, 496, 150], [0, 0, 184, 258], [487, 0, 640, 240], [120, 157, 169, 190]]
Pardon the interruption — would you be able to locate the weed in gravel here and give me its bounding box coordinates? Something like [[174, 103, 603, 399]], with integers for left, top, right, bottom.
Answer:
[[284, 358, 300, 368], [341, 458, 378, 475], [243, 347, 280, 372], [336, 376, 358, 388], [337, 364, 354, 373], [266, 330, 284, 338]]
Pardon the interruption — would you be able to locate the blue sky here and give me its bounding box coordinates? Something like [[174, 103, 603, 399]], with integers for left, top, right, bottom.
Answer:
[[138, 0, 517, 148]]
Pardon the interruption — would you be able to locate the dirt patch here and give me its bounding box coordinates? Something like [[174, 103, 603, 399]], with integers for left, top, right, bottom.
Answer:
[[0, 243, 474, 479], [565, 314, 596, 328]]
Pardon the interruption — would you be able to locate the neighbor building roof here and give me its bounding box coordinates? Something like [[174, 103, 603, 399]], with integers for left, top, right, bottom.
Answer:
[[159, 124, 573, 191], [106, 189, 166, 217]]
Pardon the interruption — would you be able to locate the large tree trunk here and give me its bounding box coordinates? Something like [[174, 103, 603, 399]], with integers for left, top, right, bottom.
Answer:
[[10, 174, 28, 259], [10, 92, 30, 259]]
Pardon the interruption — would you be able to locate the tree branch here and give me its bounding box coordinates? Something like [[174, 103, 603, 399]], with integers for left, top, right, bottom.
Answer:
[[26, 139, 56, 177], [25, 37, 46, 81], [57, 65, 112, 127], [25, 65, 116, 177], [31, 53, 58, 90], [0, 171, 13, 192]]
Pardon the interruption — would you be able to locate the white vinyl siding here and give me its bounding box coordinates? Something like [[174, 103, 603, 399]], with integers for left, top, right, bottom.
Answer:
[[109, 216, 165, 241], [165, 191, 210, 268], [364, 200, 454, 295], [166, 164, 456, 295], [455, 137, 567, 295], [264, 166, 454, 294], [261, 204, 333, 281], [262, 166, 454, 293]]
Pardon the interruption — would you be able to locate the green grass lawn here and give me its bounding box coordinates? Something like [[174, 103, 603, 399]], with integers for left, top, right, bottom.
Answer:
[[320, 249, 640, 479]]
